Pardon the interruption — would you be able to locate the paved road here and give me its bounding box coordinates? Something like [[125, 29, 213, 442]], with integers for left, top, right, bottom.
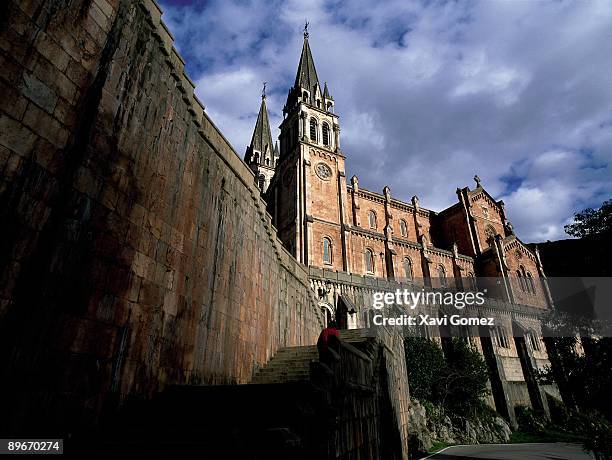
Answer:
[[423, 443, 594, 460]]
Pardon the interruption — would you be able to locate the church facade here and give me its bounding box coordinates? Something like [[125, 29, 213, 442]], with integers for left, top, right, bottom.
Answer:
[[245, 28, 559, 425], [246, 29, 551, 314]]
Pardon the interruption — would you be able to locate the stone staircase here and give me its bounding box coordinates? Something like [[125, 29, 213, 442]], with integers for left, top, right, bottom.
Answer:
[[90, 327, 405, 459], [250, 329, 370, 384], [251, 345, 319, 384]]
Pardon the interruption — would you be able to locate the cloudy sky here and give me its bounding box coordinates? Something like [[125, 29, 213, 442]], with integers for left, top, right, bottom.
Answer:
[[159, 0, 612, 243]]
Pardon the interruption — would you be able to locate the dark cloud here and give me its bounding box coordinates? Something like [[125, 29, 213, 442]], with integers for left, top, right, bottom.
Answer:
[[159, 0, 612, 242]]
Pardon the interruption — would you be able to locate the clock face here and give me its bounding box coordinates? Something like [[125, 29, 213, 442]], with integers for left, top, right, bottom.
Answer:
[[315, 162, 332, 180]]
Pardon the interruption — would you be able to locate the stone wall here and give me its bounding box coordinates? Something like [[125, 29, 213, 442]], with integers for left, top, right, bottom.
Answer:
[[0, 0, 322, 435]]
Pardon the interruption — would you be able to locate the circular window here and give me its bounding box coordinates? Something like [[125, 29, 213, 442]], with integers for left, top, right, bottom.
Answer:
[[315, 162, 332, 180]]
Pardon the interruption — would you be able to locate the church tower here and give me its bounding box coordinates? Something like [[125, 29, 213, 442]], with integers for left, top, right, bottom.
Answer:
[[244, 86, 278, 193], [268, 25, 350, 270]]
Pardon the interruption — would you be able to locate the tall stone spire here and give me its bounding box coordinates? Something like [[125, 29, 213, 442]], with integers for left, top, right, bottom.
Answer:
[[249, 92, 274, 159], [245, 84, 277, 193], [284, 24, 334, 114], [294, 24, 320, 94]]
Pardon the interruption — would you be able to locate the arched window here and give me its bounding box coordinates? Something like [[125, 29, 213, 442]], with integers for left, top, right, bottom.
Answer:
[[368, 210, 377, 229], [399, 219, 408, 237], [526, 272, 535, 294], [485, 225, 496, 247], [309, 118, 317, 142], [516, 269, 525, 291], [364, 248, 375, 274], [323, 238, 332, 264], [437, 265, 446, 287], [253, 152, 260, 164], [518, 265, 531, 292], [322, 122, 330, 146], [265, 158, 269, 166], [302, 91, 308, 102], [403, 258, 413, 280], [258, 174, 265, 191]]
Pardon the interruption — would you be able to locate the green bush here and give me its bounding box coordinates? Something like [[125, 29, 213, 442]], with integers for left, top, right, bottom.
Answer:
[[442, 339, 490, 416], [515, 405, 546, 433], [404, 337, 447, 402], [404, 337, 490, 417]]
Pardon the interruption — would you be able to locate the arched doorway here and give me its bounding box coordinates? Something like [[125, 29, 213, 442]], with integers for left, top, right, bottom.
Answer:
[[319, 302, 334, 327]]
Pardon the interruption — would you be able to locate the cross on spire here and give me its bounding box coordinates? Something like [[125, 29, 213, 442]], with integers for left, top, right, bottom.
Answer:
[[304, 20, 309, 38], [262, 81, 267, 99]]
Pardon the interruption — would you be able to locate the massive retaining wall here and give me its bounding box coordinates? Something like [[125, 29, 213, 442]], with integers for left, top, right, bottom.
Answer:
[[0, 0, 322, 434]]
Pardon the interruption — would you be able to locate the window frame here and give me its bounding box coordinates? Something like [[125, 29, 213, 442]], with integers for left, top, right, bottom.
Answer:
[[437, 265, 446, 287], [403, 257, 413, 280], [368, 210, 377, 229], [309, 117, 318, 142], [322, 237, 333, 265], [526, 272, 535, 294], [322, 122, 330, 146], [364, 248, 375, 274], [399, 219, 408, 237]]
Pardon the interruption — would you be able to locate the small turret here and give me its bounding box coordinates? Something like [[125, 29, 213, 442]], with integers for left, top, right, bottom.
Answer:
[[245, 83, 277, 193]]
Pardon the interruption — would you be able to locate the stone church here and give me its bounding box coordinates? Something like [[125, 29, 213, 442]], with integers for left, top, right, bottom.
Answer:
[[246, 27, 558, 424], [246, 28, 550, 311]]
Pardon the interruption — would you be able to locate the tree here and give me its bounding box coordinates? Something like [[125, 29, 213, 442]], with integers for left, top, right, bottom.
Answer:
[[540, 310, 612, 421], [441, 339, 490, 416], [564, 199, 612, 238], [404, 337, 490, 417], [404, 337, 447, 402]]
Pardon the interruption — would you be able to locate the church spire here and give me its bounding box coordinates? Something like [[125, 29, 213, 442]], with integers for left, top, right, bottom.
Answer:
[[248, 86, 274, 161], [245, 84, 277, 193], [284, 23, 336, 114], [294, 24, 321, 94]]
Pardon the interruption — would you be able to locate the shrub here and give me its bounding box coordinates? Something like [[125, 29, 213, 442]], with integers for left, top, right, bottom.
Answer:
[[441, 339, 490, 416], [404, 337, 447, 402], [404, 337, 490, 417], [515, 406, 546, 434]]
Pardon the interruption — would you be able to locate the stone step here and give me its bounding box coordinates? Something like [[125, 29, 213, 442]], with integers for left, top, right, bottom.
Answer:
[[250, 344, 320, 384], [256, 369, 310, 377], [251, 329, 374, 385]]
